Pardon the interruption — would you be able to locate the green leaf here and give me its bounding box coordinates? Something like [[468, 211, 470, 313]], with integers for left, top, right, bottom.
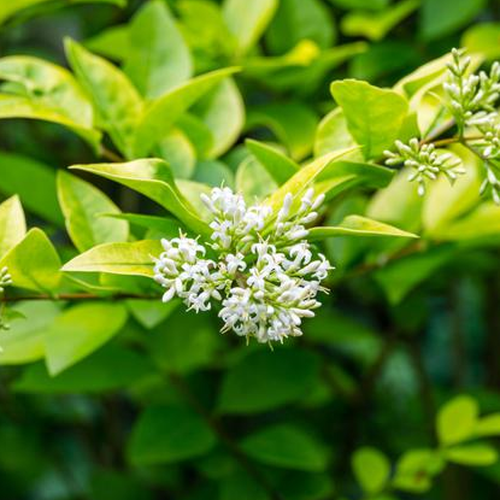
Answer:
[[124, 0, 192, 99], [90, 470, 155, 500], [62, 239, 163, 277], [177, 0, 236, 70], [341, 0, 419, 42], [0, 0, 125, 26], [393, 449, 445, 493], [352, 447, 391, 494], [0, 94, 101, 151], [422, 146, 482, 235], [222, 0, 278, 56], [218, 349, 320, 414], [0, 228, 61, 293], [437, 202, 500, 241], [0, 195, 26, 259], [265, 0, 336, 54], [158, 128, 196, 179], [246, 139, 299, 185], [420, 0, 486, 41], [462, 23, 500, 61], [57, 171, 129, 252], [474, 414, 500, 437], [193, 160, 235, 189], [128, 405, 216, 465], [145, 308, 220, 374], [241, 424, 329, 471], [104, 213, 183, 239], [133, 67, 239, 158], [126, 298, 178, 329], [316, 161, 394, 201], [0, 55, 100, 149], [314, 107, 361, 158], [445, 444, 498, 466], [85, 24, 130, 62], [367, 167, 423, 232], [44, 302, 128, 375], [236, 156, 278, 202], [14, 345, 153, 394], [65, 38, 143, 157], [192, 78, 244, 158], [375, 246, 455, 305], [328, 0, 389, 9], [330, 79, 409, 159], [350, 41, 420, 82], [309, 215, 418, 240], [0, 56, 92, 122], [437, 395, 479, 447], [220, 467, 270, 500], [70, 159, 210, 237], [0, 301, 61, 365], [276, 471, 334, 500], [264, 148, 357, 212], [247, 101, 318, 161], [0, 152, 63, 226]]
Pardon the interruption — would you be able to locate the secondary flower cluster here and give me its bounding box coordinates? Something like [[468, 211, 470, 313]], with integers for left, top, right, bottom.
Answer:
[[384, 138, 465, 196], [153, 187, 331, 343], [444, 48, 500, 203], [0, 267, 11, 294], [385, 48, 500, 202], [444, 48, 500, 133]]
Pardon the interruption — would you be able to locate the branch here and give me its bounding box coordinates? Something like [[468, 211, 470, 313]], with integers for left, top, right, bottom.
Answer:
[[0, 292, 160, 303]]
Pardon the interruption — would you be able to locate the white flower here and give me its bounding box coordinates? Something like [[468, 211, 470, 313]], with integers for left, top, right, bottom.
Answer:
[[154, 187, 332, 344]]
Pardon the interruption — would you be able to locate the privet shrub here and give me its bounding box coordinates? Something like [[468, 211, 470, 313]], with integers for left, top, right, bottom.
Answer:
[[1, 0, 500, 499]]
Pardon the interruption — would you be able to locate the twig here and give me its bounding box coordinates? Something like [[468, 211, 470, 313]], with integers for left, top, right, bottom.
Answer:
[[101, 146, 124, 163], [0, 292, 159, 303], [429, 135, 483, 147]]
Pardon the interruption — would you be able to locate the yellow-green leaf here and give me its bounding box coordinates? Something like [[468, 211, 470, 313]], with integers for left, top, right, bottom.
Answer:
[[57, 171, 129, 252], [65, 38, 143, 157], [0, 195, 26, 259], [133, 67, 239, 157], [0, 228, 61, 293], [308, 215, 418, 240], [330, 79, 409, 159], [70, 159, 210, 237], [62, 239, 163, 277]]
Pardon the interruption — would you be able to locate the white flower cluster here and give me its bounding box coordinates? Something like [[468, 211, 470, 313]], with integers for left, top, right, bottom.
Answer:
[[384, 138, 465, 196], [0, 266, 11, 294], [444, 48, 500, 132], [154, 187, 332, 343]]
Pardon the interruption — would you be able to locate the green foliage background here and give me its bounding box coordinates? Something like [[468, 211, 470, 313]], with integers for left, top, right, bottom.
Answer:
[[2, 0, 500, 499]]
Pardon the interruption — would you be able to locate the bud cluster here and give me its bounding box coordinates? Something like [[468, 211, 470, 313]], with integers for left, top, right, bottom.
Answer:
[[384, 138, 465, 196], [444, 48, 500, 133], [0, 267, 11, 294], [154, 187, 332, 343]]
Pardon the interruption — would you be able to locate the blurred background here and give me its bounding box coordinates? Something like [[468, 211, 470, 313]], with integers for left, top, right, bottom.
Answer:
[[2, 1, 500, 499]]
